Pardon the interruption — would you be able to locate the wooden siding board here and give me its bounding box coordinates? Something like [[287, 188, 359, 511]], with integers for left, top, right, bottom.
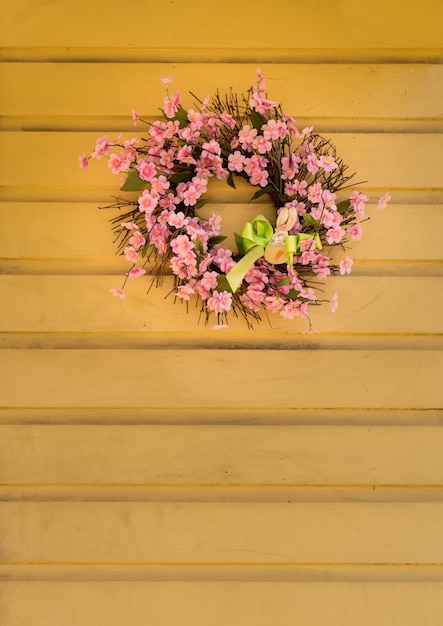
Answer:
[[2, 63, 442, 120], [2, 501, 443, 563], [1, 275, 442, 334], [1, 132, 442, 190], [2, 582, 443, 626], [1, 203, 441, 263], [2, 0, 443, 49], [1, 425, 443, 486], [1, 349, 442, 409]]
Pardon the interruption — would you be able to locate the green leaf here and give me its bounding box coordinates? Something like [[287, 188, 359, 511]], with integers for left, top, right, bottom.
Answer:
[[173, 105, 189, 129], [194, 237, 204, 253], [208, 235, 227, 246], [120, 169, 147, 192], [169, 170, 193, 185], [227, 172, 237, 189], [302, 214, 320, 229], [250, 185, 273, 202], [277, 276, 291, 286], [251, 109, 267, 131], [337, 200, 351, 214], [216, 275, 233, 293], [195, 196, 211, 210], [140, 241, 150, 258]]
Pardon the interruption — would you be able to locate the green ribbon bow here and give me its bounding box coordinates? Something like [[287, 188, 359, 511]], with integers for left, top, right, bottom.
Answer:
[[226, 215, 322, 293], [226, 215, 274, 292]]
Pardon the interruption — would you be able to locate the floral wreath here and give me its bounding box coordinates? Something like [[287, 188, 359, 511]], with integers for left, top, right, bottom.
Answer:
[[80, 70, 390, 329]]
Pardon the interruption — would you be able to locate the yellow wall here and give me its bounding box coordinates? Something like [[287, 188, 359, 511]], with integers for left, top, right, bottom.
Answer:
[[1, 0, 443, 623]]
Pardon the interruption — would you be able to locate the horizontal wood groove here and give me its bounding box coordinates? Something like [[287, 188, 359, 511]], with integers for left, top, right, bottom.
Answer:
[[2, 116, 442, 133], [4, 561, 443, 567], [0, 408, 441, 426], [1, 333, 442, 351], [2, 563, 443, 583], [1, 187, 442, 204], [2, 485, 443, 504], [2, 47, 443, 64]]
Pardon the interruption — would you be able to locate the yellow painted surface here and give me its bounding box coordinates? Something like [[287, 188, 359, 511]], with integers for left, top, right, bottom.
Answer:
[[1, 0, 443, 623]]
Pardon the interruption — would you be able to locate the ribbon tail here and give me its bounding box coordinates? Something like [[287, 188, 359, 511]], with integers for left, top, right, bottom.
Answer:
[[226, 245, 265, 293]]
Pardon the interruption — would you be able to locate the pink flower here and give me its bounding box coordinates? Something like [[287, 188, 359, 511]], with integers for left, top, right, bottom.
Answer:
[[306, 152, 319, 174], [228, 150, 246, 172], [171, 234, 194, 257], [137, 160, 156, 182], [198, 271, 217, 291], [110, 288, 125, 299], [212, 246, 234, 273], [207, 290, 232, 314], [339, 256, 353, 275], [163, 92, 181, 118], [129, 231, 146, 249], [176, 284, 195, 300], [280, 301, 308, 320], [161, 76, 173, 85], [121, 221, 139, 230], [150, 175, 170, 196], [292, 179, 307, 196], [138, 190, 158, 214], [349, 191, 368, 217], [307, 183, 323, 204], [249, 93, 277, 117], [78, 153, 89, 169], [377, 192, 391, 210], [124, 246, 139, 263], [318, 155, 338, 171], [91, 134, 114, 160], [168, 211, 186, 228], [331, 293, 338, 313], [212, 324, 229, 330], [131, 109, 138, 126], [252, 135, 272, 154], [177, 145, 196, 164], [326, 225, 345, 245], [238, 125, 257, 149], [347, 223, 363, 241], [108, 153, 129, 175], [128, 268, 146, 279]]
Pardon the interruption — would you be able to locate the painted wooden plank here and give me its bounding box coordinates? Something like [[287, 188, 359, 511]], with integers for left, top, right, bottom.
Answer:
[[1, 350, 441, 409], [1, 582, 443, 626], [2, 63, 442, 120], [1, 203, 440, 263], [1, 276, 442, 334], [1, 132, 439, 190], [1, 425, 443, 485], [2, 0, 442, 49], [2, 502, 443, 563]]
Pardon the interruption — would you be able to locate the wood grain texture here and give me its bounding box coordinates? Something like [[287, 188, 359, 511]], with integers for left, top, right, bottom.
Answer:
[[1, 349, 441, 408], [2, 501, 443, 563], [2, 203, 441, 264], [1, 425, 442, 486], [2, 63, 442, 121], [1, 132, 441, 191], [1, 275, 442, 334], [2, 0, 442, 49], [1, 0, 442, 620], [1, 582, 443, 626]]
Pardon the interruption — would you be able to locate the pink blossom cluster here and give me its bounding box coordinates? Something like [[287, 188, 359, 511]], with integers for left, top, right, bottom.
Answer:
[[81, 71, 390, 326]]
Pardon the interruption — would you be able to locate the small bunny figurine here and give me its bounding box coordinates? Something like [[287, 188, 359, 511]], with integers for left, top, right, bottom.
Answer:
[[264, 207, 298, 264]]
